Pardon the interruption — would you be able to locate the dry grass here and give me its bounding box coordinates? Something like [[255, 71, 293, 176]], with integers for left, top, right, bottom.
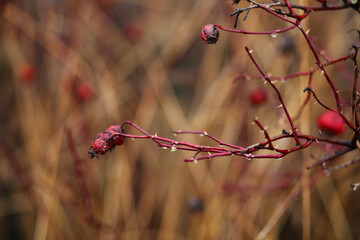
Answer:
[[0, 0, 360, 239]]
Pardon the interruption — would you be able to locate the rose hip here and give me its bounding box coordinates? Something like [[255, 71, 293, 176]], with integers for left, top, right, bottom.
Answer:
[[201, 24, 219, 44], [250, 88, 267, 105], [317, 111, 345, 136]]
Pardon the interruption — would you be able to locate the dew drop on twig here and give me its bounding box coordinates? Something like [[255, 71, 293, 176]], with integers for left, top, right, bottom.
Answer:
[[245, 153, 252, 161], [271, 32, 278, 38], [162, 146, 168, 150]]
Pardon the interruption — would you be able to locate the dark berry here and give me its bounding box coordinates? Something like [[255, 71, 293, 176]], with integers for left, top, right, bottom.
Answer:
[[201, 24, 219, 44]]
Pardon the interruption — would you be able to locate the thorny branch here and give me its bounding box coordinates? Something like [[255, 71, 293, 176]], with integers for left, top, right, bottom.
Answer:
[[88, 0, 360, 190]]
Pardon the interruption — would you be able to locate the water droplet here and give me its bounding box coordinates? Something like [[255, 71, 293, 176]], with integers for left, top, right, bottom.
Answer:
[[277, 157, 283, 160], [271, 32, 278, 38], [171, 146, 177, 152], [199, 133, 204, 137], [131, 137, 135, 141], [194, 159, 198, 164], [245, 153, 252, 161], [162, 146, 167, 150], [324, 169, 331, 176]]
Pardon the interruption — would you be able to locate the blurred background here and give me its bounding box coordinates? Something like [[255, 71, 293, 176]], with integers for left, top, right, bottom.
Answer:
[[0, 0, 360, 239]]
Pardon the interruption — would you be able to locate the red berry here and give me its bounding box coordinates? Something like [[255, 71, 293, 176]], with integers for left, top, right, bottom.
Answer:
[[105, 125, 125, 145], [123, 21, 142, 42], [201, 24, 219, 44], [20, 64, 37, 83], [317, 111, 345, 135], [88, 126, 126, 158], [250, 88, 267, 105], [75, 82, 94, 102], [91, 139, 112, 156]]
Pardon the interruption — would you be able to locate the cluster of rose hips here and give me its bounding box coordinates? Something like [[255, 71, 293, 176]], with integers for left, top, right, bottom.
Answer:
[[88, 125, 126, 159]]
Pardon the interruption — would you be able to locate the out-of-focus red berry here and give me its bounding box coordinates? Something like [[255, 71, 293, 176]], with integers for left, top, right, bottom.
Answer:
[[201, 24, 219, 44], [317, 111, 345, 135], [20, 64, 37, 83], [123, 21, 142, 42], [75, 82, 94, 102], [250, 88, 267, 105]]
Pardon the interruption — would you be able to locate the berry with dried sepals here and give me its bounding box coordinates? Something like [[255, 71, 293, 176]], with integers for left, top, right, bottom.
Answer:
[[250, 88, 268, 105], [88, 132, 115, 159], [201, 24, 219, 44], [317, 110, 345, 136], [88, 125, 125, 159]]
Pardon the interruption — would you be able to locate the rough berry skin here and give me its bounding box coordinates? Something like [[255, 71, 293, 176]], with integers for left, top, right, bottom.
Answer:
[[20, 64, 37, 83], [105, 125, 125, 145], [317, 111, 345, 135], [91, 139, 112, 156], [201, 24, 219, 44], [88, 126, 125, 159], [250, 88, 267, 105]]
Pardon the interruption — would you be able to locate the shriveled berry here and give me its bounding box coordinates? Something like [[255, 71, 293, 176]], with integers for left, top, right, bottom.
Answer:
[[88, 126, 126, 158], [20, 64, 37, 83], [105, 125, 125, 145], [250, 88, 267, 105], [201, 24, 219, 44], [91, 139, 112, 155], [317, 111, 345, 135]]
